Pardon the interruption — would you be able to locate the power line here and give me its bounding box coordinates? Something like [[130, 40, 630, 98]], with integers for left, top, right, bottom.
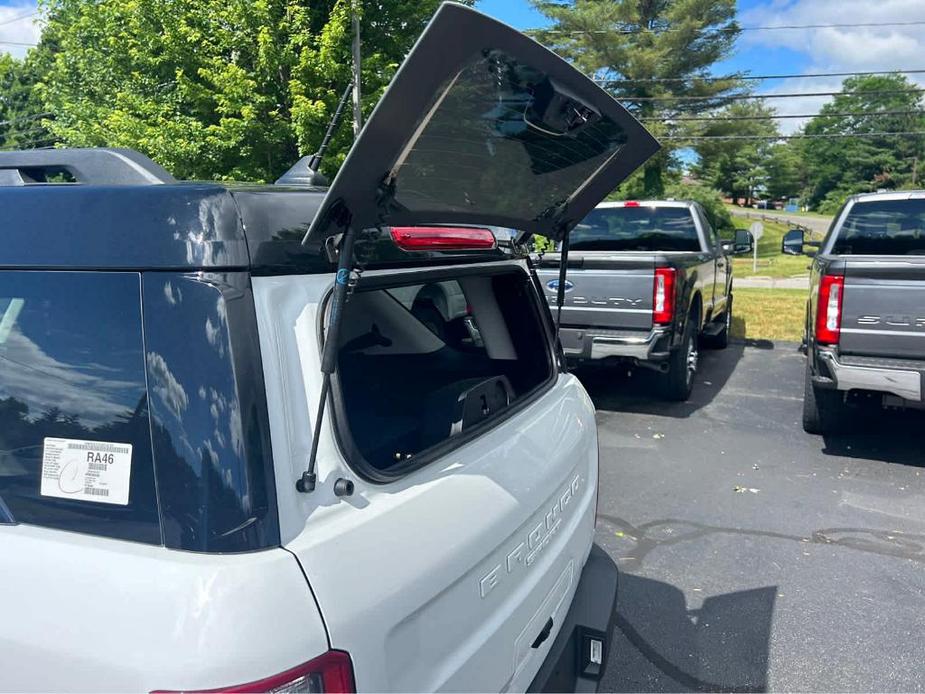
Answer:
[[599, 69, 925, 85], [533, 19, 925, 36], [0, 112, 53, 127], [663, 131, 925, 142], [643, 110, 925, 122], [739, 20, 925, 32], [1, 127, 51, 141], [0, 9, 38, 27], [624, 89, 923, 103], [0, 40, 37, 47]]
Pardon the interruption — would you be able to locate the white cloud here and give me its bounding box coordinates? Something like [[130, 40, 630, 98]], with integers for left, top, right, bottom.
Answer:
[[145, 351, 189, 420], [0, 3, 41, 59], [0, 328, 140, 427], [163, 281, 182, 306], [739, 1, 925, 133]]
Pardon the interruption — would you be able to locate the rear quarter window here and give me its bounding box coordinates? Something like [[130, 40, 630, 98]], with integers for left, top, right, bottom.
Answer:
[[834, 199, 925, 255], [0, 272, 160, 543]]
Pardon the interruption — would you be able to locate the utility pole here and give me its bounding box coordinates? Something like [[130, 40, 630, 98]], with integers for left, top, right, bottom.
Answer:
[[913, 156, 918, 187], [351, 0, 362, 136]]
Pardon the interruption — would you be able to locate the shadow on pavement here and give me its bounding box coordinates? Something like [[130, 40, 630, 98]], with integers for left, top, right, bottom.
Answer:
[[820, 407, 925, 467], [604, 573, 775, 693], [573, 341, 746, 419]]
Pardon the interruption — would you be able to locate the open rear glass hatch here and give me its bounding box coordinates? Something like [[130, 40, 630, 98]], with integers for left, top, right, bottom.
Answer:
[[296, 1, 660, 493], [304, 2, 659, 246]]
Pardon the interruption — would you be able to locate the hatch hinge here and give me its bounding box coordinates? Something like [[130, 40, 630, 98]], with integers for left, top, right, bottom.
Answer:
[[375, 173, 399, 227]]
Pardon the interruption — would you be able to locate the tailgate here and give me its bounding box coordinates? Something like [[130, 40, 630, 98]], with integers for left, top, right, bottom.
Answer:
[[840, 258, 925, 359], [537, 253, 655, 330]]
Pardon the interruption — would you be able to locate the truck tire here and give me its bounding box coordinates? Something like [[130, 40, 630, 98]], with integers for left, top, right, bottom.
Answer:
[[703, 294, 731, 350], [802, 358, 847, 435], [662, 312, 698, 401]]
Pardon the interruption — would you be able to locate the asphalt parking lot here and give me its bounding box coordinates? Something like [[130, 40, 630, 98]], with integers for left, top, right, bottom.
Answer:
[[576, 342, 925, 693]]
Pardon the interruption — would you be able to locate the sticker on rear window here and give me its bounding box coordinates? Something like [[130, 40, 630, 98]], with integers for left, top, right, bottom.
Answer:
[[40, 438, 132, 506]]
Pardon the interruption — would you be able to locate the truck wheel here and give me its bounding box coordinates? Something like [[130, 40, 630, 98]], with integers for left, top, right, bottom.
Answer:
[[662, 314, 698, 401], [802, 358, 847, 435]]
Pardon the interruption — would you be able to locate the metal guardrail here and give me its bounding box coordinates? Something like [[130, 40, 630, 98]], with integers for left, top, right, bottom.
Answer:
[[732, 209, 823, 240]]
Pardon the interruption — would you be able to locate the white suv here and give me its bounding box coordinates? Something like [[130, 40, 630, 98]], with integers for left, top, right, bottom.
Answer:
[[0, 4, 658, 691]]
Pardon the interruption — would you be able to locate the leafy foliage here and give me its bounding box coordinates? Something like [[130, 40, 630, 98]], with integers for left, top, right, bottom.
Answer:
[[35, 0, 468, 181], [663, 181, 734, 233], [0, 52, 55, 150], [800, 74, 925, 209], [693, 100, 777, 204]]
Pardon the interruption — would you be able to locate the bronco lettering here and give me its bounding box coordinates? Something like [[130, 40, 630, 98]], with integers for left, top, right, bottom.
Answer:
[[478, 475, 582, 599]]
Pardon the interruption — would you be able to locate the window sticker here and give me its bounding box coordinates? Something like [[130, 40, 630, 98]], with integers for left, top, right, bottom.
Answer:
[[40, 438, 133, 506]]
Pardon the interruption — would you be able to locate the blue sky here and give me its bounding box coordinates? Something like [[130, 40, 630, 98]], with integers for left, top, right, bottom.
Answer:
[[476, 0, 805, 87], [4, 0, 925, 133], [474, 0, 925, 133]]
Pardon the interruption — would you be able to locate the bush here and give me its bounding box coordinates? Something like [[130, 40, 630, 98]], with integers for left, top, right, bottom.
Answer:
[[663, 183, 736, 234]]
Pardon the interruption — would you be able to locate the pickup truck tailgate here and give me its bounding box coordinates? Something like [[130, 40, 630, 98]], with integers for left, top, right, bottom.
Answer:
[[840, 258, 925, 359], [537, 254, 655, 331]]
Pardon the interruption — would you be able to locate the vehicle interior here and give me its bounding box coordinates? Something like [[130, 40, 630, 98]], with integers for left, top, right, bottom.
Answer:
[[333, 268, 553, 472], [568, 206, 702, 252], [835, 201, 925, 255]]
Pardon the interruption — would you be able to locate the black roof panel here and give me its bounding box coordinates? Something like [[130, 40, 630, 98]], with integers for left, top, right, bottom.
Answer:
[[1, 183, 327, 271]]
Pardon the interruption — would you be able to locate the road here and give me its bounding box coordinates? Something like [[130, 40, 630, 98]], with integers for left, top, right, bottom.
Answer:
[[576, 343, 925, 692], [728, 207, 833, 235]]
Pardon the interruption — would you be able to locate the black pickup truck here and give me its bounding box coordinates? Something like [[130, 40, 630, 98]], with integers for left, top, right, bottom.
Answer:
[[784, 191, 925, 433], [536, 201, 753, 400]]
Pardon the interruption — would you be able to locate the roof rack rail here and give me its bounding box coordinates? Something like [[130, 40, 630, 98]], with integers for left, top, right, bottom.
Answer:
[[0, 147, 176, 185]]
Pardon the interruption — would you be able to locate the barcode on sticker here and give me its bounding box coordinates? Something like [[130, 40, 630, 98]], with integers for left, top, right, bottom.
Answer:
[[83, 487, 110, 497], [88, 463, 108, 472]]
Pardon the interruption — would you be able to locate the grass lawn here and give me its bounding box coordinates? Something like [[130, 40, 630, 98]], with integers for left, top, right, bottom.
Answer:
[[728, 216, 819, 279], [731, 288, 807, 343]]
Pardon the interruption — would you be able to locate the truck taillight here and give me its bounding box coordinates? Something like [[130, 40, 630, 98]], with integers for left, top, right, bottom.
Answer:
[[153, 651, 356, 694], [390, 226, 496, 251], [816, 274, 844, 345], [653, 267, 676, 325]]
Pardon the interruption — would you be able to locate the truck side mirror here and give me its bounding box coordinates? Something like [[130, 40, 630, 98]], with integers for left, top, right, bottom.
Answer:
[[733, 229, 754, 255], [782, 228, 805, 255]]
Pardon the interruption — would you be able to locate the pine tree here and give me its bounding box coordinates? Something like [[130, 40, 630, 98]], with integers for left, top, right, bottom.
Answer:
[[531, 0, 742, 196]]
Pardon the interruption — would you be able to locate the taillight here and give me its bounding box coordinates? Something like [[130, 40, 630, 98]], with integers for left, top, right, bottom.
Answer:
[[816, 274, 845, 345], [623, 201, 640, 207], [653, 267, 676, 325], [153, 650, 356, 694], [390, 226, 496, 251]]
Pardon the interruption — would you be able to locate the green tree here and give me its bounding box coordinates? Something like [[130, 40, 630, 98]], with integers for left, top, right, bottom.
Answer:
[[802, 74, 925, 209], [35, 0, 467, 181], [693, 100, 777, 205], [763, 141, 804, 202], [531, 0, 742, 197], [0, 52, 55, 150], [664, 181, 734, 233]]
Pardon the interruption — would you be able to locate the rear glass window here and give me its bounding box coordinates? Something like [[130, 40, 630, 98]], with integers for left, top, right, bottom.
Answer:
[[392, 49, 628, 222], [569, 206, 701, 252], [834, 200, 925, 255], [0, 272, 160, 543], [333, 270, 553, 476]]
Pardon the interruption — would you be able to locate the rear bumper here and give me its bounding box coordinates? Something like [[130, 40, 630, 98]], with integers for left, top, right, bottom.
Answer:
[[560, 327, 669, 361], [528, 545, 619, 693], [816, 348, 924, 402]]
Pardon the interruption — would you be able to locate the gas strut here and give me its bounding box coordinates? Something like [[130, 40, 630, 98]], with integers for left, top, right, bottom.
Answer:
[[554, 232, 571, 330], [297, 226, 358, 493]]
